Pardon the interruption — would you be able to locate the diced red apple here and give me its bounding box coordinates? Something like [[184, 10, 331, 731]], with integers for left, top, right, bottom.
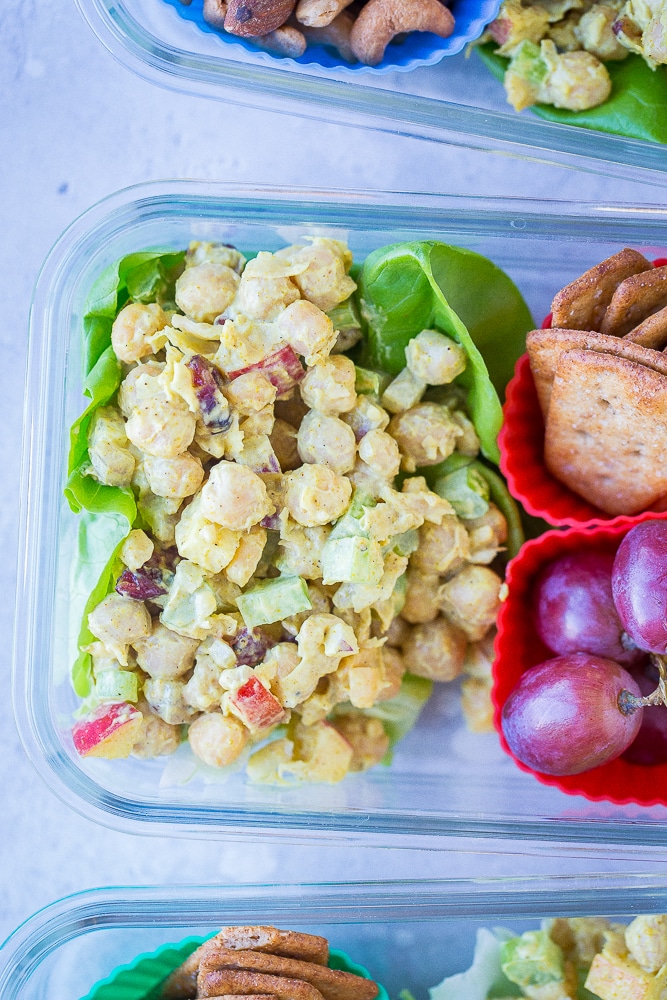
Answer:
[[229, 676, 285, 732], [228, 345, 305, 396], [72, 702, 143, 759]]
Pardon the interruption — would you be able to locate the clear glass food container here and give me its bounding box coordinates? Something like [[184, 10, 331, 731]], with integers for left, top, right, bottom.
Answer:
[[16, 179, 667, 851], [5, 875, 667, 999], [74, 0, 667, 186]]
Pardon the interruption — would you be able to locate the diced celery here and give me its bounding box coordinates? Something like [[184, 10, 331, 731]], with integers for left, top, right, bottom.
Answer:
[[237, 575, 312, 628], [500, 932, 565, 989], [327, 296, 361, 331], [321, 536, 384, 586], [509, 40, 549, 86], [391, 529, 420, 557], [94, 669, 139, 703], [435, 465, 490, 519], [330, 490, 376, 541], [354, 366, 392, 397]]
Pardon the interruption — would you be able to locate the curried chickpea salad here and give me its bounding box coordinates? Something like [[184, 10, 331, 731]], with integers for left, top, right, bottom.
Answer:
[[66, 236, 531, 785]]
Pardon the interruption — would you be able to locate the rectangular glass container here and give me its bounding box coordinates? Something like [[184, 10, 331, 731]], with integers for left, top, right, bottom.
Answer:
[[75, 0, 667, 186], [4, 876, 667, 1000], [16, 180, 667, 850]]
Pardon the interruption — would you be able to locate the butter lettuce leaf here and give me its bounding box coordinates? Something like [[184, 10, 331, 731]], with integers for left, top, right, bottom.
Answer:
[[70, 512, 130, 698], [430, 927, 521, 1000], [476, 45, 667, 144], [67, 249, 185, 520], [357, 241, 533, 464]]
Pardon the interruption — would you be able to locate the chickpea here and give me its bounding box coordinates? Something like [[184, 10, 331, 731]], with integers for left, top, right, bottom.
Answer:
[[283, 464, 352, 526], [175, 262, 239, 323], [401, 569, 440, 624], [143, 677, 199, 725], [143, 452, 204, 499], [133, 621, 199, 679], [131, 700, 182, 758], [270, 418, 300, 471], [342, 395, 390, 441], [200, 461, 273, 530], [275, 299, 337, 366], [118, 361, 164, 417], [333, 714, 389, 771], [297, 411, 357, 475], [234, 254, 301, 321], [188, 712, 249, 767], [120, 529, 154, 571], [411, 517, 470, 576], [384, 615, 409, 648], [405, 329, 467, 385], [452, 410, 481, 457], [88, 405, 135, 488], [125, 395, 197, 459], [389, 402, 463, 471], [378, 645, 405, 701], [402, 617, 467, 682], [283, 238, 356, 312], [225, 371, 277, 414], [111, 302, 167, 364], [357, 429, 401, 480], [183, 656, 225, 712], [88, 594, 152, 648], [300, 355, 357, 414], [466, 503, 508, 565], [438, 565, 503, 642], [626, 915, 667, 972]]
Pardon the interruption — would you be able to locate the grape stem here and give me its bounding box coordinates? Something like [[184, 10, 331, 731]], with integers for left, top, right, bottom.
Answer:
[[618, 655, 667, 715]]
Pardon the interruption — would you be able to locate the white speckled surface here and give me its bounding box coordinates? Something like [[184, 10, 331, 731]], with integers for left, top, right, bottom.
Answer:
[[2, 0, 667, 954]]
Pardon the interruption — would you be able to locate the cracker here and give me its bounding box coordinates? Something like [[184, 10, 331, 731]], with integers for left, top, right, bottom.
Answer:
[[600, 266, 667, 337], [526, 328, 667, 414], [626, 305, 667, 350], [550, 249, 652, 331], [544, 350, 667, 515], [198, 947, 378, 1000], [161, 928, 329, 998], [197, 969, 327, 1000]]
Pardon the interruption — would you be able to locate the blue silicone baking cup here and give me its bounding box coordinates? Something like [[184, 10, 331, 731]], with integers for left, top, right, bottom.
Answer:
[[162, 0, 502, 73]]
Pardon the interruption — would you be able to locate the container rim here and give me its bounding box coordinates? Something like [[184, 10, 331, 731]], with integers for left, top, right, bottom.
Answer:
[[74, 1, 667, 186], [6, 874, 667, 994], [15, 179, 667, 850]]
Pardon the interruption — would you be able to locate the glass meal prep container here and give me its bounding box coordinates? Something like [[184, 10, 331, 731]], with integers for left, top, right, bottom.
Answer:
[[74, 0, 667, 187], [16, 179, 667, 851], [6, 876, 667, 999]]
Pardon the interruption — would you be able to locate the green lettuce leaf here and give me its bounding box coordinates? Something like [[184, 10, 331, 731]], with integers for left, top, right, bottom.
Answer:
[[429, 927, 522, 1000], [356, 241, 533, 463], [476, 45, 667, 144], [70, 512, 130, 698], [67, 249, 185, 519]]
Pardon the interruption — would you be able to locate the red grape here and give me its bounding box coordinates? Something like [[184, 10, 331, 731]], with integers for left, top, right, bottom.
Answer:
[[501, 653, 643, 775], [612, 521, 667, 654], [533, 551, 641, 666], [622, 659, 667, 765]]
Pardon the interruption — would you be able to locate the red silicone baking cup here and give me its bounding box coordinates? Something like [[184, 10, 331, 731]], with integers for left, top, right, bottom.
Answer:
[[499, 354, 667, 528], [493, 510, 667, 806]]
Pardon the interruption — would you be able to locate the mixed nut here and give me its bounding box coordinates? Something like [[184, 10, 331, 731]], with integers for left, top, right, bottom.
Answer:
[[178, 0, 455, 65]]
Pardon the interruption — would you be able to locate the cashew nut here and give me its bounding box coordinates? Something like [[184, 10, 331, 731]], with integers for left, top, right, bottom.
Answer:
[[295, 0, 353, 28], [350, 0, 455, 65], [300, 9, 358, 60], [203, 0, 227, 28], [254, 24, 307, 55]]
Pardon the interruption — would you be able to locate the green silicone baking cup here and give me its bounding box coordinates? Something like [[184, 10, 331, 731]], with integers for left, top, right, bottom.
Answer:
[[81, 939, 388, 1000]]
